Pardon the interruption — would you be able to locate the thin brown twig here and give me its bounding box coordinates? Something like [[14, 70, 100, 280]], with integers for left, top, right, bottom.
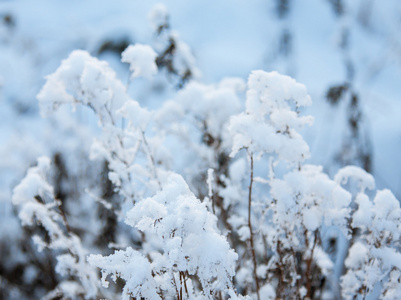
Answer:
[[276, 240, 286, 299], [172, 272, 180, 300], [141, 130, 162, 189], [288, 247, 301, 300], [180, 271, 189, 298], [179, 272, 183, 300], [305, 230, 318, 299], [55, 198, 72, 234], [248, 154, 260, 300]]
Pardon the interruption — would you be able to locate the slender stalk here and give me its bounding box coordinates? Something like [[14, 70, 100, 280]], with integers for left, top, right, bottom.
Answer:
[[305, 230, 318, 299], [290, 246, 302, 300], [172, 272, 180, 300], [55, 198, 72, 234], [180, 271, 189, 298], [248, 154, 260, 300], [276, 240, 285, 299], [212, 193, 216, 214], [141, 130, 162, 189], [179, 277, 183, 300]]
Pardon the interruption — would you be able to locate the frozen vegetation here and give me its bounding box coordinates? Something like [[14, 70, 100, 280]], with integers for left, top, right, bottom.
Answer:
[[2, 1, 401, 299]]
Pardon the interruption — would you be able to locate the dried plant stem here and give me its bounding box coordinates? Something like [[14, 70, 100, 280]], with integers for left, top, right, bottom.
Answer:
[[180, 271, 189, 298], [212, 193, 216, 214], [305, 230, 318, 299], [276, 240, 286, 299], [290, 247, 302, 300], [172, 272, 180, 300], [248, 154, 260, 300], [141, 130, 162, 189], [179, 271, 185, 299], [55, 198, 72, 234]]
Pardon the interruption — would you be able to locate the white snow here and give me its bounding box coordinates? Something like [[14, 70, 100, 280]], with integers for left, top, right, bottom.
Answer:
[[121, 44, 158, 80]]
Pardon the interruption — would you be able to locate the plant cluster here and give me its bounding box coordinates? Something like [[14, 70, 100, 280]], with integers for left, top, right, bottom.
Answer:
[[7, 4, 401, 300]]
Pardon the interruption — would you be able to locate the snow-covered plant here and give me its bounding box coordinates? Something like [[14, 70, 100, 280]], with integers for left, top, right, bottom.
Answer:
[[227, 70, 343, 299], [265, 165, 351, 298], [89, 173, 238, 299], [122, 44, 158, 80], [226, 70, 401, 300], [337, 167, 401, 299], [228, 70, 313, 163], [12, 157, 99, 299], [32, 43, 241, 299], [172, 78, 244, 194], [149, 3, 199, 87], [6, 3, 401, 300], [37, 48, 162, 211], [11, 29, 401, 300]]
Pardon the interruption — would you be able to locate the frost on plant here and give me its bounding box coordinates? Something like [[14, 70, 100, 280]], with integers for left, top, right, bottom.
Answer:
[[226, 70, 401, 299], [341, 187, 401, 299], [227, 71, 349, 299], [228, 70, 313, 164], [36, 49, 163, 207], [121, 44, 158, 79], [88, 247, 160, 300], [37, 50, 128, 122], [12, 35, 401, 299], [12, 157, 99, 299], [148, 3, 199, 87], [89, 173, 238, 299]]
